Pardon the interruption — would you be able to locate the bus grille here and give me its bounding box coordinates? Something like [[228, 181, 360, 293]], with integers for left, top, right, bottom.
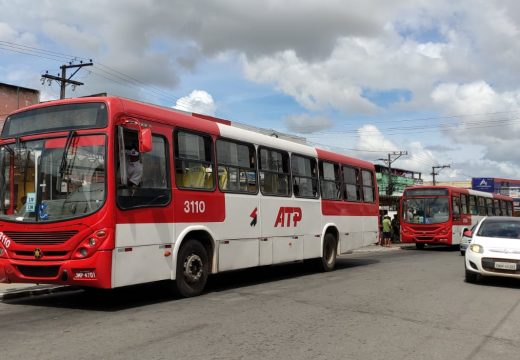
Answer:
[[4, 231, 79, 245], [17, 265, 60, 278]]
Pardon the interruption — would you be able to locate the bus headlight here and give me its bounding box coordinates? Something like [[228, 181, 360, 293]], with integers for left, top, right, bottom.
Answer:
[[72, 229, 109, 259], [470, 244, 484, 254]]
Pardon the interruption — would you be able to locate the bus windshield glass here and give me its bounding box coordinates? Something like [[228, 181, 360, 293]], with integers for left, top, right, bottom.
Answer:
[[1, 102, 107, 138], [0, 134, 106, 222], [402, 197, 450, 224]]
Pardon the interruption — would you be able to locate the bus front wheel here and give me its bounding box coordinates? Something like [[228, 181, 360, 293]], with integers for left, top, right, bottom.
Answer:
[[318, 233, 337, 272], [175, 239, 209, 297]]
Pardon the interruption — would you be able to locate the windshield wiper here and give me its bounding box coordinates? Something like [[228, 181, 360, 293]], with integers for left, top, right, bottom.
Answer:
[[59, 130, 76, 178]]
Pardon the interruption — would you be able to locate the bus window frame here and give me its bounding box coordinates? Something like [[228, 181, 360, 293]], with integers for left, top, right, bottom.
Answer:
[[215, 137, 258, 195], [258, 146, 291, 197], [116, 130, 172, 210], [319, 160, 342, 201], [342, 165, 362, 202], [361, 168, 376, 203], [174, 128, 216, 192], [290, 153, 319, 199]]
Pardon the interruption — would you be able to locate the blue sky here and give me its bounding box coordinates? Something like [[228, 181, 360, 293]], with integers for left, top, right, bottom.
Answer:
[[2, 0, 520, 182]]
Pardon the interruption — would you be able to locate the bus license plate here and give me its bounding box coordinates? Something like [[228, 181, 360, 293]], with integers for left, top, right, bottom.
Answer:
[[494, 262, 517, 271], [73, 270, 97, 280]]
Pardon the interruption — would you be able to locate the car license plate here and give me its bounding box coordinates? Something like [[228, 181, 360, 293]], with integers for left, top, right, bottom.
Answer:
[[494, 262, 517, 271]]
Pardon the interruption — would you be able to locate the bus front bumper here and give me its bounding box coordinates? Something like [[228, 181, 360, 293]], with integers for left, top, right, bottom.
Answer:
[[0, 251, 112, 289], [401, 233, 452, 245]]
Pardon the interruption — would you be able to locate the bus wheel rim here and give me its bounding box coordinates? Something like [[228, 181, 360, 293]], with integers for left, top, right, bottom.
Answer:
[[184, 254, 203, 282]]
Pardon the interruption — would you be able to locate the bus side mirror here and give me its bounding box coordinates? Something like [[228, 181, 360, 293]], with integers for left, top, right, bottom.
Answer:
[[463, 230, 472, 238], [139, 127, 152, 153]]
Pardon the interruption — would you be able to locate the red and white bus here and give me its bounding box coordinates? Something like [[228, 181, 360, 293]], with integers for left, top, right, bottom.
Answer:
[[0, 96, 379, 296], [400, 186, 513, 249]]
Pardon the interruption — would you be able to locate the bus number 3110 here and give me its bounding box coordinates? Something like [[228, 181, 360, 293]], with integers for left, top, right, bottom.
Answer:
[[184, 200, 206, 214]]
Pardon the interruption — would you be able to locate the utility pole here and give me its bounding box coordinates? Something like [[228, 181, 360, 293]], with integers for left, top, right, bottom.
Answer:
[[431, 165, 450, 185], [41, 60, 93, 99], [378, 151, 408, 195]]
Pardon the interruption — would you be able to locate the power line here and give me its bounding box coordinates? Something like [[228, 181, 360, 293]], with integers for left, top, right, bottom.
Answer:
[[0, 40, 195, 108]]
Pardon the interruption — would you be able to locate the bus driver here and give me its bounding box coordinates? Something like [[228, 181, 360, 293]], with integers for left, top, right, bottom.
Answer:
[[127, 149, 143, 189]]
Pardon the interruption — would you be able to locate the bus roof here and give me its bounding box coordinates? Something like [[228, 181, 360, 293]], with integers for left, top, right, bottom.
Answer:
[[6, 96, 375, 169]]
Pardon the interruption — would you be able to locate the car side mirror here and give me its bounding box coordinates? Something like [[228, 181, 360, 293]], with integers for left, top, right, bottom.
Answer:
[[463, 230, 472, 237]]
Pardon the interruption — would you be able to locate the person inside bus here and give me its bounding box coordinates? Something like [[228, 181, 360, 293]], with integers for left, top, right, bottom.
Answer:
[[127, 149, 143, 192], [406, 207, 414, 222]]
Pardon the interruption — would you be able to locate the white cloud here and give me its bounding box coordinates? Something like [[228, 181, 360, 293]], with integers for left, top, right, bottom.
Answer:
[[42, 21, 100, 53], [4, 1, 520, 179], [431, 81, 520, 163], [355, 124, 399, 152], [173, 90, 216, 116]]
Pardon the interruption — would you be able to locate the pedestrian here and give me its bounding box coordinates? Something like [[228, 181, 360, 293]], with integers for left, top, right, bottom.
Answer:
[[391, 214, 400, 243], [382, 215, 392, 247]]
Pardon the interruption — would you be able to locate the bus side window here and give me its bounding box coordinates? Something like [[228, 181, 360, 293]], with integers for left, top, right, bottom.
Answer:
[[469, 195, 478, 215], [291, 154, 318, 198], [361, 169, 375, 203], [216, 139, 257, 194], [452, 195, 460, 219], [258, 147, 290, 196], [343, 166, 361, 202], [319, 161, 341, 200], [174, 130, 214, 191], [478, 196, 487, 216], [460, 194, 468, 214], [117, 130, 170, 209]]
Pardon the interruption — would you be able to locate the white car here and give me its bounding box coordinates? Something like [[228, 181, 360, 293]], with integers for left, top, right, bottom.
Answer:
[[465, 217, 520, 283]]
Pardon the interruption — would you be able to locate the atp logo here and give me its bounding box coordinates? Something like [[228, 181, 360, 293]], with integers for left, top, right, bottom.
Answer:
[[274, 207, 302, 227], [250, 207, 258, 227]]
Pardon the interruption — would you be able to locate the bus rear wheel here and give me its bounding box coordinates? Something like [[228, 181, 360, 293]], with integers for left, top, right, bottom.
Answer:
[[175, 239, 209, 297], [318, 233, 337, 272]]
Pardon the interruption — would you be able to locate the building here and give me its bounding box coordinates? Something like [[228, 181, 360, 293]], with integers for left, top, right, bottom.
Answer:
[[375, 164, 422, 214], [0, 82, 40, 129]]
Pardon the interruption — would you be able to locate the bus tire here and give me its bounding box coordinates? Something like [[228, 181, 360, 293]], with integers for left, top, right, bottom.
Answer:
[[318, 233, 337, 272], [175, 239, 209, 297], [415, 243, 425, 250], [460, 250, 465, 256]]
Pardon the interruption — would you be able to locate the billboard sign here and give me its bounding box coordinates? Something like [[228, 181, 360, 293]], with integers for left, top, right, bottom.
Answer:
[[472, 178, 494, 193]]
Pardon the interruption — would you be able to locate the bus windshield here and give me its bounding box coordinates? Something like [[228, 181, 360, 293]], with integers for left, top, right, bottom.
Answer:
[[0, 134, 106, 222], [402, 197, 449, 224]]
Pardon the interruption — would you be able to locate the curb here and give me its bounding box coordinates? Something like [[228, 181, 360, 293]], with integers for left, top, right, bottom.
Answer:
[[0, 285, 75, 301], [353, 244, 410, 253]]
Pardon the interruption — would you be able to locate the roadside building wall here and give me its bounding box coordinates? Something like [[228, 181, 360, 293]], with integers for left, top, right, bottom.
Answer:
[[0, 83, 40, 129]]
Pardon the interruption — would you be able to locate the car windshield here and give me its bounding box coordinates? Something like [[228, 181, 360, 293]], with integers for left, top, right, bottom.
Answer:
[[402, 197, 449, 224], [0, 134, 106, 222], [477, 219, 520, 239]]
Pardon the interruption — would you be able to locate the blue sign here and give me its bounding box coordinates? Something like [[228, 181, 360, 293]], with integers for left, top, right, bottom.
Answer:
[[472, 178, 494, 192]]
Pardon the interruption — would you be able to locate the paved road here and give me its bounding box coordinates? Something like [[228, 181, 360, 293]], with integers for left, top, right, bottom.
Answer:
[[1, 247, 519, 360]]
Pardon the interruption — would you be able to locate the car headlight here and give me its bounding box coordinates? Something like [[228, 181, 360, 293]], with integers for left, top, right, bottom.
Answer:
[[470, 244, 484, 253]]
